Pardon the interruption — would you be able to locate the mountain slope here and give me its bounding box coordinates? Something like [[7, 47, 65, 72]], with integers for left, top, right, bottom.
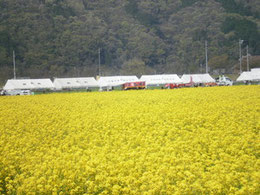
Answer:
[[0, 0, 259, 83]]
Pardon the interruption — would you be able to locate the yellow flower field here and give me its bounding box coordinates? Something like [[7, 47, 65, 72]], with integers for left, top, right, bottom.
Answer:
[[0, 86, 259, 194]]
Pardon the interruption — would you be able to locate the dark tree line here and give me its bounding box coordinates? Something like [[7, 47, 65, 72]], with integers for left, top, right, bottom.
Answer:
[[0, 0, 259, 84]]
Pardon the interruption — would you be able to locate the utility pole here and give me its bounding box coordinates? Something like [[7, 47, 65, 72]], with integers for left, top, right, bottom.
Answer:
[[74, 66, 77, 77], [98, 48, 101, 76], [13, 50, 16, 79], [205, 40, 208, 73], [246, 45, 249, 72], [239, 39, 243, 74]]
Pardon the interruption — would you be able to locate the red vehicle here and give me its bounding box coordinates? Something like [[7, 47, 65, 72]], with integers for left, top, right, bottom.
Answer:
[[165, 83, 179, 89], [165, 81, 217, 89], [165, 83, 193, 89], [165, 76, 194, 89], [205, 82, 217, 87], [122, 81, 146, 90]]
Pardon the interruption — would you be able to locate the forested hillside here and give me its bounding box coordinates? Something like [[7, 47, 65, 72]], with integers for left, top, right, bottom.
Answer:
[[0, 0, 259, 83]]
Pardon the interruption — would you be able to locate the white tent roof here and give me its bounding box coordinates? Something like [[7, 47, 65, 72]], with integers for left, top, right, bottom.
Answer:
[[31, 79, 54, 89], [181, 75, 200, 84], [140, 74, 182, 85], [98, 76, 139, 87], [236, 72, 252, 81], [236, 71, 260, 81], [77, 77, 100, 87], [53, 77, 99, 89], [3, 79, 54, 90], [200, 74, 216, 83], [181, 74, 215, 84]]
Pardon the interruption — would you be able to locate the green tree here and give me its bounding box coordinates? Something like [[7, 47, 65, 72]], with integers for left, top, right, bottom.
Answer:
[[120, 58, 154, 77]]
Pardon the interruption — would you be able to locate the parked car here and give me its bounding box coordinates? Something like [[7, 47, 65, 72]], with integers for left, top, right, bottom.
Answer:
[[0, 89, 32, 96], [0, 90, 5, 96], [215, 75, 233, 86]]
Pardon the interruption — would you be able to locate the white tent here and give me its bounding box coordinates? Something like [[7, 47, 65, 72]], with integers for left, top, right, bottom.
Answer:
[[53, 77, 99, 90], [199, 74, 216, 83], [140, 74, 182, 85], [236, 71, 260, 82], [181, 74, 215, 84], [77, 77, 100, 88], [97, 76, 139, 88], [30, 79, 54, 89], [3, 79, 54, 90], [181, 75, 200, 84], [236, 72, 252, 81]]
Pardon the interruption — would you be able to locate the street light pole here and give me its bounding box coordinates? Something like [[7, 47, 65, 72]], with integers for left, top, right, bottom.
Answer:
[[246, 45, 249, 72], [98, 48, 101, 76], [205, 40, 208, 74], [13, 50, 16, 79]]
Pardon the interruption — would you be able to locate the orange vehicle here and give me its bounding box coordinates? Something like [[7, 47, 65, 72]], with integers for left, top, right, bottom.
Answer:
[[165, 83, 193, 89], [165, 83, 179, 89], [165, 76, 194, 89], [205, 82, 217, 87], [122, 81, 146, 90]]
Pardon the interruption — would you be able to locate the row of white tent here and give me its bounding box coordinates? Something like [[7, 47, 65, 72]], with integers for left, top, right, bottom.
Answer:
[[3, 74, 214, 91], [2, 70, 259, 91]]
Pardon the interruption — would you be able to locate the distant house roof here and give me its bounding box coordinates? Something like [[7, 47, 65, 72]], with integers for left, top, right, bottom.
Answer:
[[3, 79, 54, 90]]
